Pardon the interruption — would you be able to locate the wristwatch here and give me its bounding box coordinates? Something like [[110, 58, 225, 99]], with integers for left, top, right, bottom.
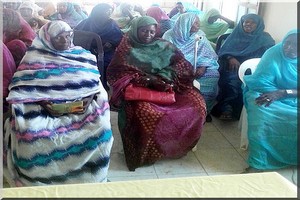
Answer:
[[286, 89, 293, 95]]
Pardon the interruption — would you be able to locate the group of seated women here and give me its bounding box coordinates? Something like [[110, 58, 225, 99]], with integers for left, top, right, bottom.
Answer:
[[2, 1, 297, 187]]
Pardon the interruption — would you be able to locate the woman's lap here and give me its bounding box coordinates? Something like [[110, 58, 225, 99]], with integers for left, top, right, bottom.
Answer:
[[245, 92, 297, 169], [4, 99, 113, 186], [119, 90, 206, 170]]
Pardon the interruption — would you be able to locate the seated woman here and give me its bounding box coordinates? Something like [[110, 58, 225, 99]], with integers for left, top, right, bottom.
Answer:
[[3, 21, 113, 187], [146, 5, 172, 37], [243, 29, 298, 172], [200, 8, 235, 48], [107, 16, 206, 171], [163, 13, 219, 122], [18, 1, 49, 31], [75, 3, 123, 91], [111, 2, 141, 33], [73, 3, 88, 19], [211, 14, 275, 120], [49, 2, 86, 28], [170, 2, 203, 25], [3, 8, 36, 66]]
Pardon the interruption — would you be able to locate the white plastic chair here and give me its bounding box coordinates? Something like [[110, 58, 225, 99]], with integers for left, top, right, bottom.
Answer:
[[238, 58, 261, 150]]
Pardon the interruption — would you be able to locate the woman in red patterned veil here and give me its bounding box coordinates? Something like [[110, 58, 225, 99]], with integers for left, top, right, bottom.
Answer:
[[107, 16, 206, 171]]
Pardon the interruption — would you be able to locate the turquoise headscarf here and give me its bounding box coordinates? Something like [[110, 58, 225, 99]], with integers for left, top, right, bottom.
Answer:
[[244, 29, 298, 93], [127, 16, 176, 80]]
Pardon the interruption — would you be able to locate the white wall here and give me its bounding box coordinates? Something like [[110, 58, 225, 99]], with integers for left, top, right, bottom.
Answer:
[[260, 2, 297, 43]]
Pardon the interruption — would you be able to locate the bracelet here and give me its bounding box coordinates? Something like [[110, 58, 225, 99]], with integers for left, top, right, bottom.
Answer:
[[286, 89, 293, 95]]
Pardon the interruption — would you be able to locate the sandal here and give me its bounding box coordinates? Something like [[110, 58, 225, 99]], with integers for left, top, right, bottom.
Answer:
[[241, 167, 264, 174], [206, 114, 212, 122], [219, 111, 233, 120]]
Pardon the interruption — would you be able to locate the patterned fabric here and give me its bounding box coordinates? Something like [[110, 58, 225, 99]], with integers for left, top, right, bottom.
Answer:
[[3, 21, 113, 187], [107, 16, 206, 171], [163, 13, 220, 113], [200, 8, 231, 43], [243, 29, 298, 169]]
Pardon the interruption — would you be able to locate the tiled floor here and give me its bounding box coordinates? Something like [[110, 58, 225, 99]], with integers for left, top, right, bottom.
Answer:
[[3, 111, 297, 187], [108, 111, 298, 185]]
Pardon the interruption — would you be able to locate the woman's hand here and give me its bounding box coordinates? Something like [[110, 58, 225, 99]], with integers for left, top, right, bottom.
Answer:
[[103, 42, 112, 49], [228, 57, 240, 71], [150, 79, 173, 92], [134, 74, 174, 92], [38, 101, 63, 117], [255, 90, 286, 107], [195, 66, 207, 78]]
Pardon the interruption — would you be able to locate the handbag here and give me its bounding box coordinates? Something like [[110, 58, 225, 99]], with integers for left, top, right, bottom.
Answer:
[[124, 84, 176, 105]]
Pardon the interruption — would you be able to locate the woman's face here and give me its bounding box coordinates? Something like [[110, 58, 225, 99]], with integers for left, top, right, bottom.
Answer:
[[208, 15, 218, 24], [50, 31, 73, 51], [57, 3, 68, 14], [242, 18, 257, 33], [283, 33, 297, 59], [137, 24, 156, 44], [190, 16, 200, 34]]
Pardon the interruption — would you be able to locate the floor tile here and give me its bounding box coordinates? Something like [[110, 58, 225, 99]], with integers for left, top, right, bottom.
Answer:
[[3, 178, 10, 188], [157, 172, 208, 179], [197, 131, 233, 150], [108, 175, 158, 182], [108, 152, 156, 177], [206, 171, 245, 176], [235, 148, 249, 161], [194, 148, 248, 173], [154, 151, 206, 175], [110, 112, 124, 154], [202, 122, 219, 133]]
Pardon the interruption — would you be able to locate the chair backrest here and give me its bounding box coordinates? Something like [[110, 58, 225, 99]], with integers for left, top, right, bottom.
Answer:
[[73, 30, 104, 83], [215, 33, 230, 54], [238, 58, 261, 85]]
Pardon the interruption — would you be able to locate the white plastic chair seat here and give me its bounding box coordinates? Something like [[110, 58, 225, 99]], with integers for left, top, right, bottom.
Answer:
[[238, 58, 261, 150]]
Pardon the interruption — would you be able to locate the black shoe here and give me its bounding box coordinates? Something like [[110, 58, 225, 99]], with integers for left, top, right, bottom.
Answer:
[[241, 167, 263, 174], [206, 114, 212, 122]]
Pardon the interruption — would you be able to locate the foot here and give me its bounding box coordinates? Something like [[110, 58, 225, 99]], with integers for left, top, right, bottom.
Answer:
[[206, 114, 212, 122], [241, 167, 264, 174], [219, 111, 233, 121]]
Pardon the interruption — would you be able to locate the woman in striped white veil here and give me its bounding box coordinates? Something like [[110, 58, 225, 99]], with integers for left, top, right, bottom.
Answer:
[[3, 20, 113, 187]]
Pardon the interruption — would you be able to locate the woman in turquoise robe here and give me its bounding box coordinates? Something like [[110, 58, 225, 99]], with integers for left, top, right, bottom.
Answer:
[[243, 29, 298, 170]]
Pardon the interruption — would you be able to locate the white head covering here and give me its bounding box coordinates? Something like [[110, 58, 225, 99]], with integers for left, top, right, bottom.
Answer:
[[19, 1, 43, 17], [38, 20, 73, 51]]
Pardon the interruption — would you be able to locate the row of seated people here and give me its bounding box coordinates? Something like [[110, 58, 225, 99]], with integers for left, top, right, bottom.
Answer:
[[3, 4, 297, 187]]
